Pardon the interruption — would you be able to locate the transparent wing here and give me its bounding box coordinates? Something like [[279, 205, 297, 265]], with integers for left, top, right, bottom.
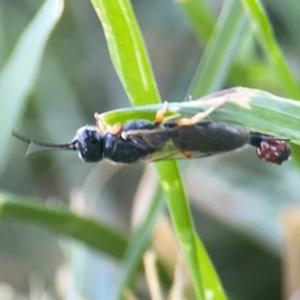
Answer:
[[124, 122, 250, 163], [137, 139, 217, 163]]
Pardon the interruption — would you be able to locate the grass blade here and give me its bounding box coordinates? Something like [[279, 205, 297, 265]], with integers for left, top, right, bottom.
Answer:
[[90, 0, 207, 298], [175, 0, 215, 43], [91, 0, 160, 106], [115, 187, 164, 295], [195, 236, 227, 299], [0, 196, 127, 258], [0, 0, 63, 175], [99, 87, 300, 145], [188, 0, 247, 98], [240, 0, 300, 99]]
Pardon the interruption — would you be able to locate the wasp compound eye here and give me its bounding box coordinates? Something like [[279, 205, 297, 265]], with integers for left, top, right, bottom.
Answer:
[[76, 126, 104, 162]]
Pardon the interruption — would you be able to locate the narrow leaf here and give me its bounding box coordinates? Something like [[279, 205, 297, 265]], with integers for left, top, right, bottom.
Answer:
[[99, 87, 300, 145], [0, 0, 64, 175], [0, 196, 127, 258], [240, 0, 300, 99], [188, 0, 247, 97], [175, 0, 215, 43], [90, 0, 206, 298], [91, 0, 160, 105]]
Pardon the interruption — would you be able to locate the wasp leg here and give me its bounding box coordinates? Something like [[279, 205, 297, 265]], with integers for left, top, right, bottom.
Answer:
[[109, 123, 123, 135], [181, 150, 192, 159], [155, 101, 181, 124], [94, 113, 123, 135], [94, 113, 108, 132], [177, 96, 227, 126], [155, 101, 169, 123]]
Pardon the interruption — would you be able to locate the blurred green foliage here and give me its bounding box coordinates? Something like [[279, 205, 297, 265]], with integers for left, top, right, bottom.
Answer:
[[1, 0, 300, 299]]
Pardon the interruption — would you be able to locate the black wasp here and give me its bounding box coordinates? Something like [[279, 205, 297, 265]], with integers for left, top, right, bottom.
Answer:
[[12, 101, 291, 165]]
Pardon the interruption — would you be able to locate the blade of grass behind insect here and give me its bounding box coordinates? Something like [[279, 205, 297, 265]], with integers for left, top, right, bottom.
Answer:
[[90, 0, 209, 299], [195, 235, 226, 299], [0, 195, 127, 259], [0, 0, 131, 277], [99, 87, 300, 145], [115, 186, 165, 295], [0, 0, 63, 176], [176, 0, 255, 90], [181, 2, 248, 298], [90, 0, 159, 106], [263, 0, 300, 51], [175, 0, 215, 43], [240, 0, 300, 99], [239, 0, 300, 163], [187, 0, 247, 98]]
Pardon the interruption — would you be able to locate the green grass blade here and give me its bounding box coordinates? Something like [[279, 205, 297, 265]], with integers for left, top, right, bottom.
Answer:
[[91, 0, 160, 106], [175, 0, 215, 43], [154, 161, 204, 298], [240, 0, 300, 99], [114, 187, 164, 295], [99, 87, 300, 145], [0, 0, 63, 175], [90, 0, 206, 298], [0, 196, 127, 258], [195, 236, 227, 299], [188, 0, 247, 98], [264, 0, 300, 51]]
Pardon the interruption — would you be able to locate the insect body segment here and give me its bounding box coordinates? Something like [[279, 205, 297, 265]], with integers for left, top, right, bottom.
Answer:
[[164, 122, 250, 154], [104, 120, 162, 163], [249, 133, 291, 165]]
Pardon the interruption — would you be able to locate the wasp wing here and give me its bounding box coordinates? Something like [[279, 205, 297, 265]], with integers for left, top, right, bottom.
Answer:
[[138, 139, 214, 163], [124, 122, 250, 163]]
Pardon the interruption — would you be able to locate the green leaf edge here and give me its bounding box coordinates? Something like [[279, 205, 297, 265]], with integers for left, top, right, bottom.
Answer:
[[0, 196, 127, 259], [240, 0, 300, 99], [0, 0, 63, 175], [99, 87, 300, 145]]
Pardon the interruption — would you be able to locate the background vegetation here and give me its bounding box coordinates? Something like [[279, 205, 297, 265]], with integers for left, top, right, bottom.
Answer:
[[1, 0, 300, 299]]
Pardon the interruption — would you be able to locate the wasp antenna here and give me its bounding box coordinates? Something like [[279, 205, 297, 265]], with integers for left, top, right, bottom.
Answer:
[[12, 131, 32, 144], [12, 131, 78, 156]]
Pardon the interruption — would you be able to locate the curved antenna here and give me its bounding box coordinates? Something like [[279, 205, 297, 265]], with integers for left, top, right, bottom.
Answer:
[[12, 131, 78, 156]]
